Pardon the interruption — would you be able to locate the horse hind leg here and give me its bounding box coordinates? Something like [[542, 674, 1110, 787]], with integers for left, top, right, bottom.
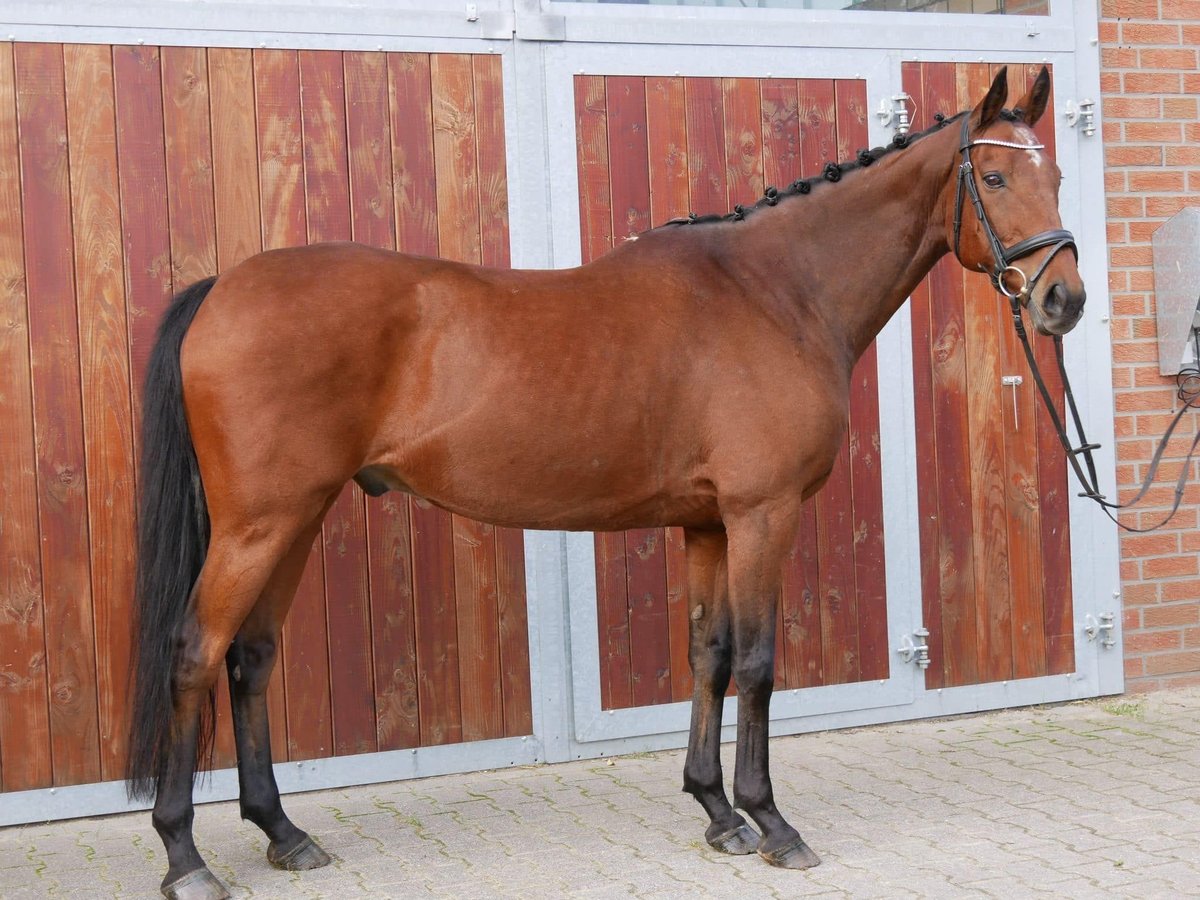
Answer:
[[152, 521, 310, 900], [225, 522, 332, 871], [680, 528, 759, 855]]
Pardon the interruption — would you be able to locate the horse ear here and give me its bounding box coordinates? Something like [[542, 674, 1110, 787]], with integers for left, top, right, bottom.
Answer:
[[975, 66, 1008, 129], [1015, 66, 1052, 126]]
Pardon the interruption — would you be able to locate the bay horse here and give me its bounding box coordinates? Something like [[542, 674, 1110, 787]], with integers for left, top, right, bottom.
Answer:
[[128, 66, 1084, 899]]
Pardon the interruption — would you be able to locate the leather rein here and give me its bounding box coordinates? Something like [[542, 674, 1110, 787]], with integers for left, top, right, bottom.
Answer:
[[953, 115, 1198, 533]]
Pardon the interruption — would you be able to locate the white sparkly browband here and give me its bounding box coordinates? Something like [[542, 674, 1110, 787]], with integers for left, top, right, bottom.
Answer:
[[967, 139, 1046, 150]]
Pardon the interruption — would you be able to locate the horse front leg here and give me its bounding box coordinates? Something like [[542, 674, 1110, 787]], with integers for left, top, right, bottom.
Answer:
[[681, 528, 759, 854], [725, 503, 821, 870]]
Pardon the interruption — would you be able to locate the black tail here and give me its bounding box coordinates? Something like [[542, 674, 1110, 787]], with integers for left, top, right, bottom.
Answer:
[[126, 276, 219, 802]]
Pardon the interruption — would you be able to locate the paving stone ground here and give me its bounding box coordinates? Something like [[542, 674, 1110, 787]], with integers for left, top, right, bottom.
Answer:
[[3, 688, 1199, 899]]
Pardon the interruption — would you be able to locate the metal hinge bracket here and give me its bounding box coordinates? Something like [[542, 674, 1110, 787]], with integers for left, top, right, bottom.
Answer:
[[1083, 612, 1116, 649], [1064, 99, 1097, 137], [897, 627, 931, 669], [876, 93, 914, 135]]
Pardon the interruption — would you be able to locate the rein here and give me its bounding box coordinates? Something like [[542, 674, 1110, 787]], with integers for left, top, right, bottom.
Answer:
[[954, 115, 1199, 533]]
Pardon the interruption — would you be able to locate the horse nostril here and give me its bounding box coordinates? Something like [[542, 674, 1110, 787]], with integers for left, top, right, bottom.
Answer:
[[1044, 282, 1067, 317]]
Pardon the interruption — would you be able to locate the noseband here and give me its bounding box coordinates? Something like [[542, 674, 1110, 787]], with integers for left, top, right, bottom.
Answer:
[[952, 115, 1077, 302]]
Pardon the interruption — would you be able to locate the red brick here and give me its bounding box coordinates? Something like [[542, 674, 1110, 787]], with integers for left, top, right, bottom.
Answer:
[[1107, 196, 1145, 217], [1143, 604, 1200, 627], [1184, 626, 1200, 647], [1162, 97, 1199, 119], [1184, 25, 1200, 44], [1104, 96, 1162, 119], [1128, 171, 1186, 192], [1115, 390, 1176, 413], [1121, 23, 1182, 44], [1111, 294, 1148, 316], [1105, 171, 1127, 192], [1142, 555, 1198, 579], [1131, 317, 1159, 339], [1125, 532, 1183, 556], [1162, 0, 1200, 17], [1166, 147, 1200, 166], [1130, 270, 1157, 291], [1129, 219, 1167, 242], [1147, 196, 1195, 216], [1184, 73, 1200, 93], [1139, 48, 1199, 70], [1108, 221, 1127, 244], [1122, 559, 1141, 582], [1101, 0, 1159, 14], [1101, 72, 1122, 93], [1185, 122, 1200, 142], [1163, 579, 1200, 601], [1145, 651, 1200, 676], [1133, 363, 1174, 386], [1182, 531, 1200, 552], [1123, 581, 1160, 605], [1111, 318, 1134, 341], [1117, 439, 1153, 462], [1112, 341, 1159, 363], [1125, 630, 1183, 653], [1124, 608, 1143, 631], [1115, 415, 1136, 438], [1106, 145, 1162, 166], [1125, 121, 1184, 142], [1110, 245, 1155, 266], [1102, 47, 1139, 69], [1125, 656, 1146, 679]]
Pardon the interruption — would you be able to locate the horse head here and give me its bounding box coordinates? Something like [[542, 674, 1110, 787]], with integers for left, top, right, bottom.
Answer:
[[945, 66, 1086, 336]]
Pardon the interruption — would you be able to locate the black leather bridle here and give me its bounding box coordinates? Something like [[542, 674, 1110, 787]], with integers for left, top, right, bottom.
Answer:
[[953, 115, 1197, 533]]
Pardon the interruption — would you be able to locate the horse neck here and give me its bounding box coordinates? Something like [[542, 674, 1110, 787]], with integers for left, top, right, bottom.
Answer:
[[731, 124, 958, 366]]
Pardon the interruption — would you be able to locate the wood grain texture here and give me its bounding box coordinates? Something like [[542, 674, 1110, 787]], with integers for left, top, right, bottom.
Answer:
[[992, 63, 1046, 682], [431, 54, 481, 265], [209, 48, 263, 272], [783, 503, 823, 688], [625, 528, 672, 706], [410, 497, 462, 746], [254, 47, 331, 762], [645, 77, 690, 226], [15, 41, 102, 786], [345, 51, 397, 252], [495, 526, 532, 736], [0, 41, 52, 793], [684, 77, 727, 216], [605, 76, 652, 242], [390, 53, 438, 258], [797, 79, 837, 178], [453, 518, 504, 742], [575, 75, 613, 262], [760, 79, 800, 197], [64, 43, 139, 782], [595, 531, 633, 711], [722, 77, 764, 209], [473, 54, 510, 269]]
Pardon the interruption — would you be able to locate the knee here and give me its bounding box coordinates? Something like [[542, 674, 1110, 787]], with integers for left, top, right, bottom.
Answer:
[[732, 652, 775, 698], [171, 626, 225, 695]]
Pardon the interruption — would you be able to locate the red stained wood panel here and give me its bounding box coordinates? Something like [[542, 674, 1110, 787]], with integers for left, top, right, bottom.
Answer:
[[0, 41, 52, 793], [64, 43, 138, 782], [254, 48, 332, 762], [596, 531, 633, 711], [722, 77, 764, 209], [473, 55, 510, 269], [797, 79, 837, 177], [684, 78, 728, 216], [431, 54, 481, 265], [496, 526, 533, 736], [454, 518, 504, 742], [645, 77, 690, 225], [410, 498, 462, 746], [606, 76, 652, 241], [783, 504, 823, 688], [389, 53, 439, 258], [625, 528, 672, 706], [15, 41, 102, 786], [575, 75, 612, 263]]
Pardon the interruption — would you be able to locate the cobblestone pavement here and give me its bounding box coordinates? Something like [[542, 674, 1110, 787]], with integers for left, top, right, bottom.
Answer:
[[3, 688, 1199, 899]]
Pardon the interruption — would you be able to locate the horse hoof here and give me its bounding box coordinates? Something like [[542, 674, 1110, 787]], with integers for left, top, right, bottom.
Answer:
[[758, 836, 821, 870], [705, 821, 760, 855], [267, 834, 332, 871], [161, 867, 231, 900]]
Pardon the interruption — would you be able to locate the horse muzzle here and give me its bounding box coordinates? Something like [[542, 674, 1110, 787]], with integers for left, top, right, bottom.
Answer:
[[1030, 280, 1086, 336]]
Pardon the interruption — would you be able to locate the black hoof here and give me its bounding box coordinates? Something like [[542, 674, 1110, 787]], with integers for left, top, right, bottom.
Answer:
[[705, 820, 760, 855], [267, 834, 332, 871], [161, 867, 231, 900], [759, 836, 821, 870]]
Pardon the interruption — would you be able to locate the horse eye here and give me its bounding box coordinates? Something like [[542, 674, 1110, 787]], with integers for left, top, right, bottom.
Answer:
[[983, 172, 1005, 188]]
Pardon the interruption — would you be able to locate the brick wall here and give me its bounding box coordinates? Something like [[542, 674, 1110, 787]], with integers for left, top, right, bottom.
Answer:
[[1100, 1, 1200, 689]]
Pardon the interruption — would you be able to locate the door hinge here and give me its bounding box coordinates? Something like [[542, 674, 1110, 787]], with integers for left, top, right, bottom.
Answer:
[[1065, 99, 1097, 138], [897, 627, 931, 669], [1083, 612, 1116, 649], [876, 93, 914, 135]]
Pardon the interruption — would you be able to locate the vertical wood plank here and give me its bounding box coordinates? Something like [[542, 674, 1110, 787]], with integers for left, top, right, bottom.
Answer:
[[1024, 63, 1074, 676], [345, 51, 397, 252], [663, 526, 692, 702], [816, 447, 859, 686], [957, 63, 1014, 685], [409, 497, 462, 746], [645, 76, 690, 224], [209, 48, 263, 272], [625, 528, 672, 706], [684, 77, 727, 216], [783, 503, 823, 688], [760, 79, 801, 192], [390, 53, 438, 257], [298, 49, 378, 757], [112, 46, 172, 440], [606, 76, 652, 241], [924, 63, 979, 688], [596, 531, 632, 711], [796, 79, 837, 180], [901, 61, 946, 689], [495, 527, 532, 735], [574, 75, 613, 263], [431, 53, 481, 265], [722, 77, 764, 209], [993, 63, 1047, 681], [254, 48, 330, 761], [64, 43, 138, 782], [472, 54, 510, 269], [15, 41, 102, 787], [0, 40, 53, 793], [454, 517, 504, 742]]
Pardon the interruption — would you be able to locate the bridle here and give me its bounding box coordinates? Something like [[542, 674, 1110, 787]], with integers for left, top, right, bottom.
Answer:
[[952, 114, 1199, 533]]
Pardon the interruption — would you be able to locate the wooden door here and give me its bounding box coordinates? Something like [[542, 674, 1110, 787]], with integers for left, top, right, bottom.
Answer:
[[574, 74, 890, 711], [902, 61, 1075, 689], [0, 44, 531, 796]]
